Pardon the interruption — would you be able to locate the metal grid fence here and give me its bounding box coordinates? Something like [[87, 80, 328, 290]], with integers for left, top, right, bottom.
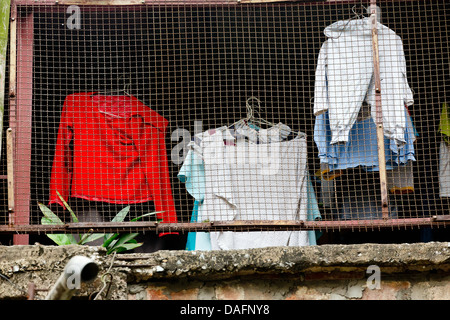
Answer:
[[0, 0, 449, 250]]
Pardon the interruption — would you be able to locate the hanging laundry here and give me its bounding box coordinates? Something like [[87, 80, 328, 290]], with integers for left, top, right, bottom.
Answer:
[[439, 103, 450, 197], [178, 138, 213, 251], [439, 102, 450, 143], [313, 104, 417, 220], [439, 141, 450, 198], [178, 123, 319, 250], [49, 92, 178, 227], [314, 17, 414, 147], [314, 106, 417, 173]]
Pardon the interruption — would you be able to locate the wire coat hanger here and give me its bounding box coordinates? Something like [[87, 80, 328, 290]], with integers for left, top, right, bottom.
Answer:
[[327, 5, 369, 39], [229, 96, 276, 129], [351, 4, 368, 20]]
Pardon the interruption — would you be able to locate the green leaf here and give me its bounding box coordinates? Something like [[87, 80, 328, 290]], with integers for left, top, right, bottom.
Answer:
[[130, 211, 163, 222], [102, 210, 162, 251], [38, 202, 77, 245], [40, 217, 77, 245], [107, 233, 139, 251], [103, 233, 119, 248], [38, 202, 159, 253], [80, 233, 105, 245], [105, 233, 139, 254], [111, 205, 131, 222], [107, 242, 143, 255], [78, 229, 106, 245], [56, 191, 78, 223], [46, 233, 78, 246], [38, 202, 64, 225], [102, 206, 132, 248]]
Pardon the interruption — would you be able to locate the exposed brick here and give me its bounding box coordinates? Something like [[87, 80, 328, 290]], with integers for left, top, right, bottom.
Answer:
[[285, 286, 329, 300], [170, 288, 200, 300], [362, 281, 410, 300], [146, 286, 169, 300], [239, 283, 278, 300]]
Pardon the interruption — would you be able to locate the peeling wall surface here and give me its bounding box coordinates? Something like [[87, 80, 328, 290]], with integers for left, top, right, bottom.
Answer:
[[1, 242, 450, 300]]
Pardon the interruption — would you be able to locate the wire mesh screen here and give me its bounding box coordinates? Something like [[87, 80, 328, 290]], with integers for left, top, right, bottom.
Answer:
[[1, 0, 449, 249]]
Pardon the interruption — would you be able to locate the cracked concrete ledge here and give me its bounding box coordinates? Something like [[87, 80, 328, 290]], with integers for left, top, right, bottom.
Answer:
[[1, 242, 450, 299]]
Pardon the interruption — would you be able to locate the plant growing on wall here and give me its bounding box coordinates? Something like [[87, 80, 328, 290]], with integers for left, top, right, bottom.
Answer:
[[38, 191, 161, 254]]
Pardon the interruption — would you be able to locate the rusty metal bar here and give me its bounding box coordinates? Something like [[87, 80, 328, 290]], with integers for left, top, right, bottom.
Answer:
[[8, 7, 33, 245], [13, 0, 304, 5], [7, 128, 14, 223], [432, 215, 450, 222], [7, 2, 29, 244], [369, 2, 389, 219], [0, 218, 448, 234], [58, 0, 146, 5], [303, 218, 449, 230], [12, 0, 396, 6]]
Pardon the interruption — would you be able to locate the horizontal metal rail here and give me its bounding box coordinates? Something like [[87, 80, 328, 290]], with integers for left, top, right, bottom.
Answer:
[[13, 0, 317, 6], [0, 217, 449, 234], [11, 0, 408, 7]]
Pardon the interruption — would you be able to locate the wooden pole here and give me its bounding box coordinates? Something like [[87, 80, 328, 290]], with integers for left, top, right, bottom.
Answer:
[[369, 1, 390, 219]]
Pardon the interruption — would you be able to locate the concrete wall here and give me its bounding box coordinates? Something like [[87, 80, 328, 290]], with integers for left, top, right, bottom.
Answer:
[[1, 242, 449, 300]]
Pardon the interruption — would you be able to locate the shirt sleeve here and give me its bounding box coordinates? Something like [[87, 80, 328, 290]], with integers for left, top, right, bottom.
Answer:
[[178, 149, 206, 201], [314, 40, 329, 116], [397, 38, 414, 107], [49, 98, 74, 208], [313, 111, 331, 164], [129, 115, 178, 227]]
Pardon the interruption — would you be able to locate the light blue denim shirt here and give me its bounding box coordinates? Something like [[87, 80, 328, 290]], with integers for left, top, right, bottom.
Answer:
[[314, 108, 417, 172]]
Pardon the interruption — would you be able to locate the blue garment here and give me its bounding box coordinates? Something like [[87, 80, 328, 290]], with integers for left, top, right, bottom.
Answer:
[[178, 151, 211, 250], [314, 109, 416, 172], [306, 174, 322, 245], [184, 200, 208, 251], [178, 145, 322, 250]]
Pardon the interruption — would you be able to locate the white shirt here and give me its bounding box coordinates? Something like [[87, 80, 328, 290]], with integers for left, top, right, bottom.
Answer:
[[192, 124, 310, 250], [314, 18, 414, 147]]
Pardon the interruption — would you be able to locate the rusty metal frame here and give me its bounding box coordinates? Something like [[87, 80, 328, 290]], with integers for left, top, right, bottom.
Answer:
[[12, 0, 309, 5], [4, 0, 449, 240], [8, 1, 33, 244], [1, 218, 449, 235]]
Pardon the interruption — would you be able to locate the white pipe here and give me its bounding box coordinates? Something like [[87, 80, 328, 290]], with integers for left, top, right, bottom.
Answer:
[[45, 255, 99, 300]]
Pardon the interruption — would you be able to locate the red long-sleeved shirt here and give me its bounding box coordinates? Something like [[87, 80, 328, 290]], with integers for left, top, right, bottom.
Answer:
[[49, 92, 177, 225]]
